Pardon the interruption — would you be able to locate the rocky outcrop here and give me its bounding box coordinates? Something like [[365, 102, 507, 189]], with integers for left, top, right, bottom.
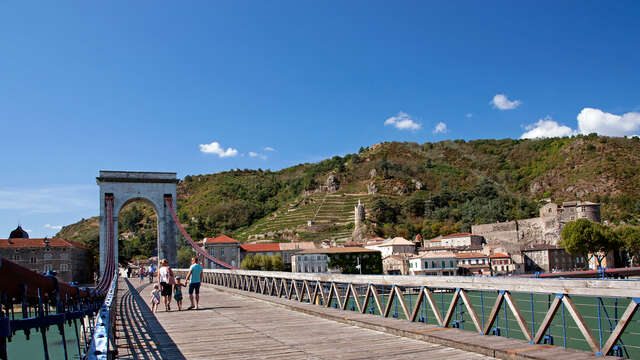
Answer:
[[367, 181, 378, 194], [392, 184, 408, 196], [326, 175, 340, 192], [411, 179, 424, 190]]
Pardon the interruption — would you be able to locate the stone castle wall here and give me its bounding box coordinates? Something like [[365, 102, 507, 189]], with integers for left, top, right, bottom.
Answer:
[[472, 202, 599, 253]]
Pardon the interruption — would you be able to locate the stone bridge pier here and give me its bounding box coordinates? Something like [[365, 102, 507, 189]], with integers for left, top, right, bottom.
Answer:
[[97, 171, 179, 274]]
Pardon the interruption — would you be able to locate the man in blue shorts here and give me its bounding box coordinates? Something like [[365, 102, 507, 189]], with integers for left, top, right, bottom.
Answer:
[[185, 257, 203, 310]]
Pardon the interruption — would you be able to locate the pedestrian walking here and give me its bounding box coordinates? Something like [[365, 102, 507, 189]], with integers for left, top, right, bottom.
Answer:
[[139, 267, 145, 284], [150, 284, 161, 313], [158, 259, 175, 311], [185, 257, 203, 310], [173, 276, 185, 311]]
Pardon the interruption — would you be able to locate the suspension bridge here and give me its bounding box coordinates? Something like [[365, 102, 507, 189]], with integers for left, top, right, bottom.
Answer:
[[1, 171, 639, 359]]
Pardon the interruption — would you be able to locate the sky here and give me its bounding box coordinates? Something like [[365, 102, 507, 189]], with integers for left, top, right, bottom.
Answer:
[[1, 1, 639, 237]]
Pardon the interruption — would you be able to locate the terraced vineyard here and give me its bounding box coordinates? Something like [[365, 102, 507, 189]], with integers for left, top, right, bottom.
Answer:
[[234, 193, 375, 242]]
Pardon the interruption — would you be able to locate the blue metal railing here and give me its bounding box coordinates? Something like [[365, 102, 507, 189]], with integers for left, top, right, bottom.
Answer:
[[0, 256, 118, 360], [86, 271, 118, 360]]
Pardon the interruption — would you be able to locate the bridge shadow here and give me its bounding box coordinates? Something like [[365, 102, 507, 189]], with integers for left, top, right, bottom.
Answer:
[[185, 306, 242, 311], [118, 279, 186, 360]]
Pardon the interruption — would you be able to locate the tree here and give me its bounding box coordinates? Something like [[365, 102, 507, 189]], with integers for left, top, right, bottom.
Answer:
[[241, 254, 259, 270], [271, 254, 285, 271], [615, 225, 640, 266], [177, 246, 194, 268], [370, 197, 401, 223], [561, 219, 616, 268]]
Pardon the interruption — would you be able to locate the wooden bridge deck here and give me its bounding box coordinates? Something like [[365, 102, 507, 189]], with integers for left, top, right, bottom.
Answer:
[[114, 279, 614, 360], [114, 278, 494, 359]]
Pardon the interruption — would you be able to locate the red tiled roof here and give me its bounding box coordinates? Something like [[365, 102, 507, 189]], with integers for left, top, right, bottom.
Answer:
[[443, 233, 473, 238], [455, 252, 487, 259], [203, 234, 239, 244], [297, 247, 380, 255], [240, 243, 281, 252], [490, 253, 510, 258], [0, 238, 90, 250]]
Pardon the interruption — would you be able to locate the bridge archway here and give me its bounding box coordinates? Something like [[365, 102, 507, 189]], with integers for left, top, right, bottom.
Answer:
[[97, 171, 178, 274]]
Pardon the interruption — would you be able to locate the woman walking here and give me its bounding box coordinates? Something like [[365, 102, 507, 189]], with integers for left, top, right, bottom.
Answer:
[[158, 259, 175, 311]]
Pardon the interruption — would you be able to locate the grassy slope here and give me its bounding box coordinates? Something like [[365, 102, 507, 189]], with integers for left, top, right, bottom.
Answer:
[[58, 136, 640, 248]]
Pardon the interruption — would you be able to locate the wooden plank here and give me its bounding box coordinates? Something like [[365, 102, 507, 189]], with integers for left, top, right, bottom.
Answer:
[[533, 295, 562, 344], [483, 291, 505, 335], [127, 280, 496, 360], [561, 295, 599, 353], [601, 298, 639, 354], [409, 287, 426, 322], [424, 288, 444, 327], [349, 283, 363, 313], [442, 288, 461, 327], [504, 291, 532, 342], [394, 286, 411, 320], [459, 289, 483, 334]]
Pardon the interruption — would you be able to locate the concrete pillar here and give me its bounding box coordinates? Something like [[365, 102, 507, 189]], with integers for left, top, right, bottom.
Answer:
[[97, 171, 179, 276]]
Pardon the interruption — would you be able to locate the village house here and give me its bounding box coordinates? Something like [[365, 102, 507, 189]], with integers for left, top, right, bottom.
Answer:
[[455, 252, 491, 276], [365, 237, 415, 257], [521, 244, 584, 273], [1, 226, 92, 283], [201, 235, 240, 269], [409, 251, 457, 276], [490, 253, 516, 275], [424, 233, 485, 248], [382, 254, 411, 275]]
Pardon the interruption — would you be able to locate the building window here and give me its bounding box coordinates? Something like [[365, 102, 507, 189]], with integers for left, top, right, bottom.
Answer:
[[449, 260, 454, 268], [44, 253, 52, 260], [221, 248, 225, 256], [30, 257, 37, 264], [60, 264, 69, 271], [13, 254, 20, 261]]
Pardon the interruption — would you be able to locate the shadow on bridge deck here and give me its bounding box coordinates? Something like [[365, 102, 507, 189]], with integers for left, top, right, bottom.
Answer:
[[116, 279, 186, 360], [124, 278, 494, 360]]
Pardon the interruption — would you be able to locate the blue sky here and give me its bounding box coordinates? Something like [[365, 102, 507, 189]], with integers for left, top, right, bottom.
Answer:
[[1, 1, 639, 237]]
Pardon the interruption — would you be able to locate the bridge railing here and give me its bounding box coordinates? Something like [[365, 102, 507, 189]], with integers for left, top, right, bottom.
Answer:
[[0, 256, 119, 360], [176, 268, 640, 358]]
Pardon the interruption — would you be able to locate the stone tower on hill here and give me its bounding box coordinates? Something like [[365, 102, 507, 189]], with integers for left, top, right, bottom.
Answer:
[[354, 200, 366, 228]]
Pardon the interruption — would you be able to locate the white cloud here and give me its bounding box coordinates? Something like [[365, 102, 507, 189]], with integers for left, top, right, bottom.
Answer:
[[384, 112, 421, 130], [248, 151, 267, 160], [45, 224, 62, 230], [521, 116, 575, 139], [264, 147, 275, 152], [491, 94, 522, 110], [465, 113, 473, 118], [433, 122, 448, 134], [577, 108, 640, 137], [199, 141, 238, 158]]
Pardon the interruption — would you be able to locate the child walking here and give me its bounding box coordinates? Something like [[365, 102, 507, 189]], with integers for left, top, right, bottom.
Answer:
[[173, 276, 185, 311], [150, 283, 161, 313]]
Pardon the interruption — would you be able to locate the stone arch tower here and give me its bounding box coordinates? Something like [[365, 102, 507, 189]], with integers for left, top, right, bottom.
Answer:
[[97, 171, 178, 274], [354, 200, 366, 228]]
